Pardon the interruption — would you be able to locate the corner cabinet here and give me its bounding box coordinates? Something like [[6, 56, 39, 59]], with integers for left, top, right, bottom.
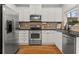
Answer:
[[18, 30, 29, 45], [54, 31, 62, 51], [42, 30, 62, 51]]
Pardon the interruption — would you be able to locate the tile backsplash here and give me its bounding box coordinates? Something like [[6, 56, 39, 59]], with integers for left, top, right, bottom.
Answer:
[[18, 22, 62, 30]]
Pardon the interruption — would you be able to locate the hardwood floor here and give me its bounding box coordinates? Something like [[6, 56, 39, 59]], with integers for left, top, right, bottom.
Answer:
[[17, 45, 62, 54]]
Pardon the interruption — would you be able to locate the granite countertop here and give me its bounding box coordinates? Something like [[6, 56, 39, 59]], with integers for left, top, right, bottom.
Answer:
[[57, 29, 79, 37]]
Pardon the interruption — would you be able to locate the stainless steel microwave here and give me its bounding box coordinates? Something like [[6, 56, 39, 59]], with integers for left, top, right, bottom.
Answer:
[[30, 15, 41, 21]]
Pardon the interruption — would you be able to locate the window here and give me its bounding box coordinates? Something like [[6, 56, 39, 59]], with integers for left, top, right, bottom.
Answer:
[[66, 8, 78, 17], [66, 13, 71, 17], [71, 10, 78, 17]]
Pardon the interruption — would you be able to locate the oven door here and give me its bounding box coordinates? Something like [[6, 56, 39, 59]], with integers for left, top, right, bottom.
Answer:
[[31, 33, 40, 39], [29, 30, 42, 45]]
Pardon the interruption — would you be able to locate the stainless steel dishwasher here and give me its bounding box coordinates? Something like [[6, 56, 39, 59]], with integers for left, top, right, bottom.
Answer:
[[62, 34, 76, 54]]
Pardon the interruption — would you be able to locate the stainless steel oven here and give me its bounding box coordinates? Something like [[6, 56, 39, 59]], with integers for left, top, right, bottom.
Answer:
[[29, 30, 42, 45]]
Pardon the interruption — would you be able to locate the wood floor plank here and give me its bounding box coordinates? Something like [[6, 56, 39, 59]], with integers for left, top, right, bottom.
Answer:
[[17, 45, 62, 54]]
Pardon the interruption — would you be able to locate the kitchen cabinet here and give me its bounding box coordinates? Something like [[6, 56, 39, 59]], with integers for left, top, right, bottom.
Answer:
[[54, 31, 62, 51], [42, 30, 62, 51], [42, 30, 55, 45], [17, 7, 30, 21], [18, 30, 29, 45], [41, 8, 62, 22], [30, 4, 41, 14]]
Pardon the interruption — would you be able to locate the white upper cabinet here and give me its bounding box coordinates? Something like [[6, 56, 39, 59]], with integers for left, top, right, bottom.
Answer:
[[16, 4, 41, 21], [16, 5, 30, 21], [41, 8, 62, 22], [30, 4, 41, 14], [16, 4, 62, 22]]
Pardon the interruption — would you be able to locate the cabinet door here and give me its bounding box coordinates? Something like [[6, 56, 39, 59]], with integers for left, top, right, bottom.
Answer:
[[54, 31, 62, 51], [54, 8, 62, 22], [30, 4, 41, 14], [42, 30, 48, 45], [46, 30, 55, 44], [42, 30, 62, 51], [24, 31, 29, 44], [42, 30, 55, 45], [41, 8, 62, 22], [18, 30, 29, 45], [18, 7, 30, 21]]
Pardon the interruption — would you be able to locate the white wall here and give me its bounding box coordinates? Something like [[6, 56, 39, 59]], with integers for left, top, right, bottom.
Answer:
[[4, 4, 18, 15], [5, 4, 17, 12], [63, 4, 78, 12]]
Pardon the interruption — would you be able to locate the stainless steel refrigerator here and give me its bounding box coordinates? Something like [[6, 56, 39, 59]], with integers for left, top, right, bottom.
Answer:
[[3, 5, 19, 54]]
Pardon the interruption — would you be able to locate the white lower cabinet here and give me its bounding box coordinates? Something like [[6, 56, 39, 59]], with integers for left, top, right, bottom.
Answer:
[[18, 30, 29, 45], [54, 31, 62, 51], [42, 30, 55, 45], [18, 30, 62, 52], [42, 30, 62, 51]]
